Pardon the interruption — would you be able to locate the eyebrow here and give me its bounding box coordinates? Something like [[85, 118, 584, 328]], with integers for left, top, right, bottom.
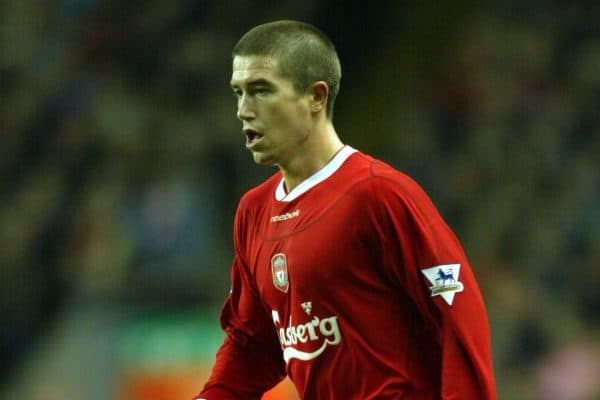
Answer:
[[230, 78, 273, 90]]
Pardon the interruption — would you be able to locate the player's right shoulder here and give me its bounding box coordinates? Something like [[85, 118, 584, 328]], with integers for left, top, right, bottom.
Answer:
[[238, 172, 281, 211]]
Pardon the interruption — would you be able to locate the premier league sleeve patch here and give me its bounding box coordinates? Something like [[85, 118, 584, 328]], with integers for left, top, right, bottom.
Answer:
[[421, 264, 464, 305]]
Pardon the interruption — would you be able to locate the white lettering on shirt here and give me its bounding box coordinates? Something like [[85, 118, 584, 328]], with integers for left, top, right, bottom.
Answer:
[[270, 209, 301, 223], [272, 314, 342, 363]]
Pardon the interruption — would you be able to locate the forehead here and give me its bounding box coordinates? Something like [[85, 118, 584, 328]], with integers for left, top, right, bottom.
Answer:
[[230, 55, 284, 86]]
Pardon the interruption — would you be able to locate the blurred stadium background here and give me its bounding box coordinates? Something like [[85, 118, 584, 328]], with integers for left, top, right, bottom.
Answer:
[[1, 1, 598, 399]]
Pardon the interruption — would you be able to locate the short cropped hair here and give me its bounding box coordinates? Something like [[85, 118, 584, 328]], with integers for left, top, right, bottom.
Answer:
[[233, 20, 341, 119]]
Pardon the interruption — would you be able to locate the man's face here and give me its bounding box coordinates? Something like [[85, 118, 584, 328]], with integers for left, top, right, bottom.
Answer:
[[230, 55, 312, 166]]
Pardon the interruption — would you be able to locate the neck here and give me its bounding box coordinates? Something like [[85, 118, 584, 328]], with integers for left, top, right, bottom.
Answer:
[[280, 121, 344, 193]]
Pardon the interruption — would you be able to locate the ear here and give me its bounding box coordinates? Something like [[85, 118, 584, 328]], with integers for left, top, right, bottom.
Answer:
[[310, 81, 329, 114]]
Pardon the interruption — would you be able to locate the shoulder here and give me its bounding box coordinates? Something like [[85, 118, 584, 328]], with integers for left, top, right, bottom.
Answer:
[[345, 153, 444, 230], [362, 157, 444, 227], [234, 171, 283, 229], [347, 152, 430, 205], [237, 172, 281, 212], [368, 158, 429, 199], [232, 172, 280, 246]]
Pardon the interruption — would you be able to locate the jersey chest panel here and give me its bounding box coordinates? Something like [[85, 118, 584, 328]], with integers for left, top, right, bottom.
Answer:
[[248, 195, 378, 313]]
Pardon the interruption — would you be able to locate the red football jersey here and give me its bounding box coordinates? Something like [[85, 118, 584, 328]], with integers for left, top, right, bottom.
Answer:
[[197, 147, 496, 399]]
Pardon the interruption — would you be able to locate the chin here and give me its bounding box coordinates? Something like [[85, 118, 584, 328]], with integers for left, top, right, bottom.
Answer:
[[252, 152, 277, 166]]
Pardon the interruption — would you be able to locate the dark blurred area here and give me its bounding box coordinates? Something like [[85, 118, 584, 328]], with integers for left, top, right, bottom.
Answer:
[[1, 1, 598, 399]]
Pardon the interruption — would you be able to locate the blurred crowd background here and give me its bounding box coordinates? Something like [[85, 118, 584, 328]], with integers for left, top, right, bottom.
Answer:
[[1, 1, 598, 399]]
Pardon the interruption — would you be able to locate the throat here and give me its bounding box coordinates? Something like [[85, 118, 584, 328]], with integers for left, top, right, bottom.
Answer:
[[280, 144, 346, 194]]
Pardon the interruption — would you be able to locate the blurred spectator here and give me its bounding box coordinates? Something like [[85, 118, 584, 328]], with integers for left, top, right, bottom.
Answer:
[[534, 339, 600, 400]]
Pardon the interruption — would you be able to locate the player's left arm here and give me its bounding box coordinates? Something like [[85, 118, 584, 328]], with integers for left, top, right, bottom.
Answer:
[[371, 171, 496, 400]]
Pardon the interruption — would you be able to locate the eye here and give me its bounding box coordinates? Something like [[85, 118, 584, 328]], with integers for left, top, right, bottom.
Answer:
[[251, 86, 271, 96]]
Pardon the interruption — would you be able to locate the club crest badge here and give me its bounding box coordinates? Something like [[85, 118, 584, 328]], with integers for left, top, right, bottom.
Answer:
[[271, 253, 289, 293], [421, 263, 464, 306]]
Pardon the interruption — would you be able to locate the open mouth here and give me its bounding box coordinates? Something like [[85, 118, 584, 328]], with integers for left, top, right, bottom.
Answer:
[[244, 129, 263, 148]]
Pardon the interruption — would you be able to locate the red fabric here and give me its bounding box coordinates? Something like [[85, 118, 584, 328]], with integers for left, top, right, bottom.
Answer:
[[197, 150, 496, 399]]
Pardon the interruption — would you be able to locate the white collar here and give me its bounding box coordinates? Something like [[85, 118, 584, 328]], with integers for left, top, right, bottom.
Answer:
[[275, 146, 357, 202]]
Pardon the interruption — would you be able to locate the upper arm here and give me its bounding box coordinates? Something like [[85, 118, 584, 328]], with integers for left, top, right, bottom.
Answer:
[[370, 172, 496, 398]]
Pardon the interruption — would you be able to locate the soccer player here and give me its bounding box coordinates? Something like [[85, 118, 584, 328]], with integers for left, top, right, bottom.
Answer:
[[195, 20, 496, 399]]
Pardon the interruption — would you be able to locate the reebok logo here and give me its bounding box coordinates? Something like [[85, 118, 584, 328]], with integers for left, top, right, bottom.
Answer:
[[271, 209, 300, 222]]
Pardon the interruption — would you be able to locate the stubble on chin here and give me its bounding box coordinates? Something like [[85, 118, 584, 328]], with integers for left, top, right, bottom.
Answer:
[[251, 151, 277, 167]]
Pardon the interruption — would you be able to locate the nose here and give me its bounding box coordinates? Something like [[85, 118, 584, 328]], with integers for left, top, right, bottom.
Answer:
[[237, 94, 256, 121]]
